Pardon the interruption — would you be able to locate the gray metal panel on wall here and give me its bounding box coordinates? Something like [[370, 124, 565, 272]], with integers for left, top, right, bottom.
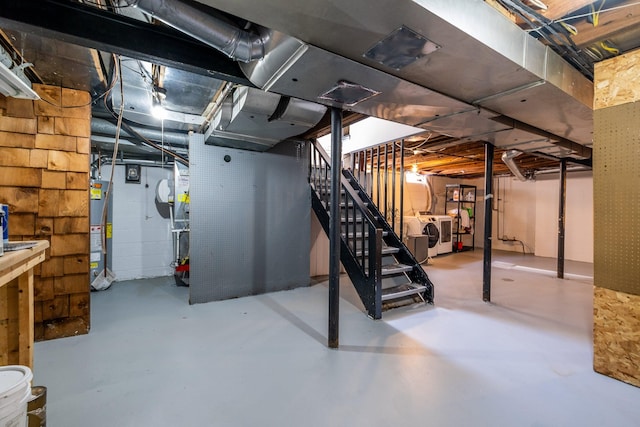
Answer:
[[189, 133, 310, 303]]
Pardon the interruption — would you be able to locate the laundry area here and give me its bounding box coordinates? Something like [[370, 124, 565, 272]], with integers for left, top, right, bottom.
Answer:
[[0, 1, 640, 426]]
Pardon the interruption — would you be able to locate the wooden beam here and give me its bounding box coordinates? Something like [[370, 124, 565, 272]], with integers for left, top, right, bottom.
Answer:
[[571, 4, 640, 47], [539, 0, 595, 20]]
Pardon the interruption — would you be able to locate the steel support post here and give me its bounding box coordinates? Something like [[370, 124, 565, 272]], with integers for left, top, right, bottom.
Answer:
[[557, 159, 567, 279], [483, 142, 494, 302], [328, 107, 342, 349]]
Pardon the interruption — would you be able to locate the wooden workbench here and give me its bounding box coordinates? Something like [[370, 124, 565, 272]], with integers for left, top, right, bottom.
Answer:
[[0, 240, 49, 369]]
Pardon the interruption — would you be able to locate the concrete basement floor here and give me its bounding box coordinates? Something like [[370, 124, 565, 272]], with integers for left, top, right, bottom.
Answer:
[[34, 250, 639, 426]]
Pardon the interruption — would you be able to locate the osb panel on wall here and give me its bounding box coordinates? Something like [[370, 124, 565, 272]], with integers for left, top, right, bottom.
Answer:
[[594, 287, 640, 388], [0, 85, 90, 341], [593, 103, 640, 296], [594, 48, 640, 110]]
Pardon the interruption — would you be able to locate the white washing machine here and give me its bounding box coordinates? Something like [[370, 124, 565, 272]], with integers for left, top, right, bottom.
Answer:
[[404, 215, 439, 258], [416, 213, 452, 255]]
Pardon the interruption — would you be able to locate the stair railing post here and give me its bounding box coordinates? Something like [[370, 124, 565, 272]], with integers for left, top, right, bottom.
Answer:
[[399, 139, 405, 242], [329, 107, 342, 349], [368, 148, 374, 198], [383, 144, 388, 222], [376, 146, 381, 207], [391, 141, 397, 234]]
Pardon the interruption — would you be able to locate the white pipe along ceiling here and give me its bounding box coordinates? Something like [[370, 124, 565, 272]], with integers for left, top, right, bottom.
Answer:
[[123, 0, 594, 160]]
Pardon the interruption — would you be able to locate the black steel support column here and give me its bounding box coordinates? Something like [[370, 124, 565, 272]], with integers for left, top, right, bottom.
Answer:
[[483, 142, 494, 302], [328, 107, 342, 349], [399, 139, 405, 241], [557, 159, 567, 279]]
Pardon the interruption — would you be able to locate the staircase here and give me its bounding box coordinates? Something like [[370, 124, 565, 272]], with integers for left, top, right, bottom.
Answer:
[[309, 141, 434, 319]]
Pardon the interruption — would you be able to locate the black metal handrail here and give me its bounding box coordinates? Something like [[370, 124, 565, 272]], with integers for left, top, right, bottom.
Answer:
[[309, 140, 383, 318], [343, 168, 434, 303]]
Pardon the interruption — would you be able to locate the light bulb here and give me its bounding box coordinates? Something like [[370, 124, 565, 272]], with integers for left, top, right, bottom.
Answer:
[[151, 103, 167, 120]]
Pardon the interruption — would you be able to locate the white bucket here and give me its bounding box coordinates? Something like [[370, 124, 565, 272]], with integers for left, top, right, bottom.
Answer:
[[0, 366, 33, 427]]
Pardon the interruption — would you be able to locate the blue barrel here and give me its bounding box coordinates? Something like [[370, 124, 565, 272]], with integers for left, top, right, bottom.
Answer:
[[1, 204, 8, 242]]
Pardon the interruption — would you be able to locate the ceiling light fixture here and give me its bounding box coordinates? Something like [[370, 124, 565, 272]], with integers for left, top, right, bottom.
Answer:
[[0, 61, 39, 100], [151, 85, 167, 120]]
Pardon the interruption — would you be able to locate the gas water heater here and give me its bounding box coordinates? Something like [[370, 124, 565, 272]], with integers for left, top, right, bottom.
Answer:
[[89, 180, 113, 289]]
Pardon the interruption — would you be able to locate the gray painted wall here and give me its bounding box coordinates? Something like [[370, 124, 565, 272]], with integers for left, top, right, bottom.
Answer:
[[189, 135, 310, 303]]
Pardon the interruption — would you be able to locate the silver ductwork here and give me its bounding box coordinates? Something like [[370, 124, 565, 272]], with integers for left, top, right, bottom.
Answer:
[[194, 0, 594, 160], [92, 118, 190, 146], [501, 150, 530, 182], [123, 0, 266, 62], [206, 86, 326, 151]]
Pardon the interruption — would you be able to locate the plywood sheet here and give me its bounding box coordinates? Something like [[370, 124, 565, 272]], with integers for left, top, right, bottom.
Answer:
[[594, 103, 640, 296], [594, 286, 640, 388], [594, 48, 640, 109]]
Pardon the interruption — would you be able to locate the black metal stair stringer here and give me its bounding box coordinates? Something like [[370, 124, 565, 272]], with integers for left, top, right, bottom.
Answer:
[[309, 140, 383, 319], [311, 192, 380, 318], [343, 169, 435, 303]]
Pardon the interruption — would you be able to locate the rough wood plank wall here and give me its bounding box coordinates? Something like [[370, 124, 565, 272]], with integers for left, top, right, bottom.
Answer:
[[593, 47, 640, 388], [0, 84, 90, 341]]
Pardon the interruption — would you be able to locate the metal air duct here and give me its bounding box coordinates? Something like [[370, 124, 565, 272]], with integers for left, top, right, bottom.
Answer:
[[194, 0, 594, 160], [91, 118, 190, 146], [501, 150, 529, 182], [123, 0, 266, 62]]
